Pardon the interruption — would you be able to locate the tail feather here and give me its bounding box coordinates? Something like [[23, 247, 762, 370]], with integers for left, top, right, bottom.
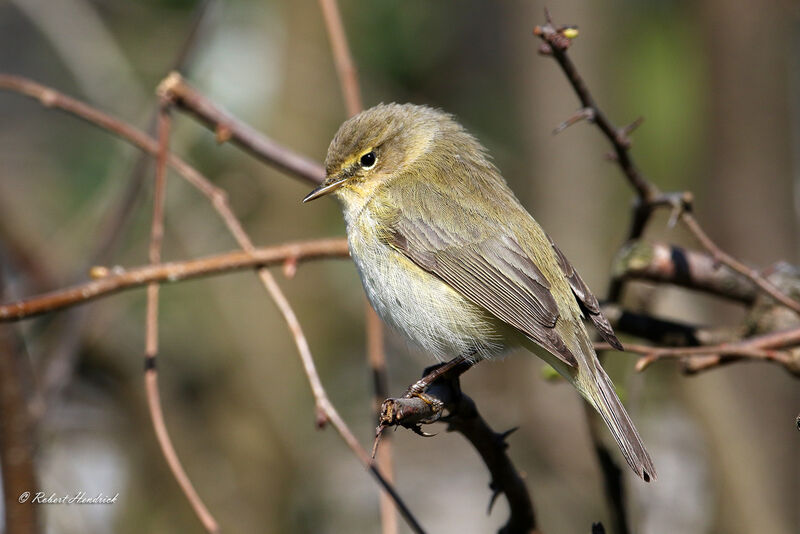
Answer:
[[585, 362, 657, 482], [522, 331, 656, 481]]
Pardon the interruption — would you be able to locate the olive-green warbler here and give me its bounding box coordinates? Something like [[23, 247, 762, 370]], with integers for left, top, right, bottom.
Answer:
[[304, 103, 656, 482]]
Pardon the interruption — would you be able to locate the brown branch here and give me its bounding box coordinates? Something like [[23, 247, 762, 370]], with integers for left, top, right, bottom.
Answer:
[[155, 75, 424, 532], [0, 332, 39, 534], [157, 73, 325, 185], [0, 269, 39, 534], [143, 102, 219, 533], [1, 58, 422, 534], [612, 241, 758, 304], [0, 240, 349, 322], [680, 213, 800, 314], [596, 325, 800, 375], [534, 15, 800, 316], [366, 303, 398, 534], [318, 0, 363, 117], [378, 362, 538, 534], [315, 6, 398, 533]]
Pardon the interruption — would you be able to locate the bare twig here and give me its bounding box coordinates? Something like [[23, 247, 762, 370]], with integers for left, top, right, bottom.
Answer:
[[158, 73, 324, 185], [0, 240, 349, 322], [534, 15, 800, 316], [156, 74, 424, 532], [0, 270, 39, 534], [143, 102, 219, 533], [0, 74, 316, 199], [680, 214, 800, 314], [534, 17, 655, 204], [314, 5, 398, 533], [597, 326, 800, 375], [366, 302, 398, 534], [318, 0, 363, 117]]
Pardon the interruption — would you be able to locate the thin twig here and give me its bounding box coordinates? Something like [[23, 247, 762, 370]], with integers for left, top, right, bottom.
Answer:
[[0, 239, 349, 322], [366, 302, 398, 534], [0, 271, 39, 534], [0, 74, 318, 196], [318, 0, 363, 117], [597, 326, 800, 374], [315, 5, 398, 533], [157, 75, 424, 532], [143, 101, 219, 533], [158, 72, 324, 185], [680, 214, 800, 314], [533, 15, 800, 316], [534, 18, 656, 203]]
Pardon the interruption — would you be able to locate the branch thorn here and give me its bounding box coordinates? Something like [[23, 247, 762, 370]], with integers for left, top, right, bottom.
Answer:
[[497, 426, 519, 446], [553, 107, 594, 135], [621, 116, 644, 137], [487, 485, 502, 514], [411, 425, 437, 438]]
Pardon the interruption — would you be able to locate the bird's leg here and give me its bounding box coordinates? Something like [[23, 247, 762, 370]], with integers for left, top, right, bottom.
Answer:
[[403, 354, 474, 398], [372, 353, 476, 456]]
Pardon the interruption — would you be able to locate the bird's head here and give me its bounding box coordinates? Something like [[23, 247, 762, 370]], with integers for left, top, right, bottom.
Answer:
[[303, 103, 447, 206]]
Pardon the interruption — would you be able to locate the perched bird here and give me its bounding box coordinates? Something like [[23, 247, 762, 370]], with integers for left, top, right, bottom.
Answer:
[[304, 103, 656, 481]]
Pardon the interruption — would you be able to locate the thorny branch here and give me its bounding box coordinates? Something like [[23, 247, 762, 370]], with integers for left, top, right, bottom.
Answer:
[[534, 11, 800, 315], [377, 361, 538, 534], [534, 9, 800, 534]]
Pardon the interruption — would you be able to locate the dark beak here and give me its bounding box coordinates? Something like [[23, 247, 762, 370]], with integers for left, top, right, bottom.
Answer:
[[302, 177, 347, 203]]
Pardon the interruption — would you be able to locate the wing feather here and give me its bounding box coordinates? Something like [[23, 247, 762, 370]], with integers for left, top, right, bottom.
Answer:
[[548, 236, 623, 351], [387, 217, 577, 368]]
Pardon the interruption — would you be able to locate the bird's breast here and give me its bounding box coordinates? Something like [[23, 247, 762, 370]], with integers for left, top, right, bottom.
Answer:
[[346, 209, 512, 361]]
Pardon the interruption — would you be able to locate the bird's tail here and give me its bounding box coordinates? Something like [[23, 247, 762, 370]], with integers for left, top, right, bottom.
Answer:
[[576, 337, 657, 482]]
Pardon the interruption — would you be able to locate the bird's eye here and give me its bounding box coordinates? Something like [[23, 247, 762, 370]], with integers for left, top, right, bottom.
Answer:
[[360, 151, 377, 169]]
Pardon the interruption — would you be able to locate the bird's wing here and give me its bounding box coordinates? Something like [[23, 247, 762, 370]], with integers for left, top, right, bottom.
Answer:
[[547, 236, 623, 351], [385, 212, 578, 368]]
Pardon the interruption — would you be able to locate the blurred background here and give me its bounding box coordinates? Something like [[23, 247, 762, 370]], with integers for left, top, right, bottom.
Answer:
[[1, 1, 798, 533]]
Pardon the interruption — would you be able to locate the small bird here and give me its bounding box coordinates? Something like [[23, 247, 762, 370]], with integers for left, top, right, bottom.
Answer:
[[304, 103, 656, 482]]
